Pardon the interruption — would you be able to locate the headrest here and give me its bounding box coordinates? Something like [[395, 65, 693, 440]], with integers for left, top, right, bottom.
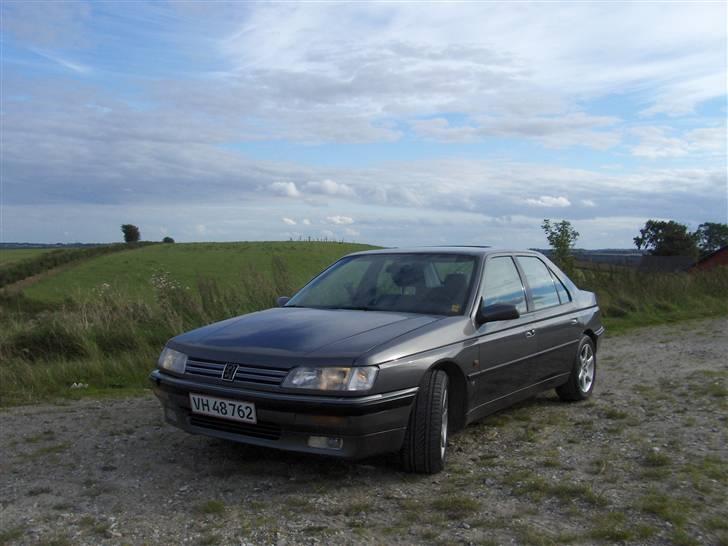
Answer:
[[444, 273, 467, 294], [388, 263, 426, 287]]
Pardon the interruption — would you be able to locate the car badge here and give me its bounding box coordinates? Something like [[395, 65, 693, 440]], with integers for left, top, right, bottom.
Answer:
[[222, 363, 238, 381]]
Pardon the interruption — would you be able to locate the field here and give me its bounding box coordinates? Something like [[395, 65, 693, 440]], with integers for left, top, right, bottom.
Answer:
[[0, 248, 53, 267], [20, 241, 374, 303], [0, 241, 726, 406]]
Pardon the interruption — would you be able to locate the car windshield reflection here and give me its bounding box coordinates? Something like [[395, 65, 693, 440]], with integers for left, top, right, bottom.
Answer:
[[286, 253, 478, 316]]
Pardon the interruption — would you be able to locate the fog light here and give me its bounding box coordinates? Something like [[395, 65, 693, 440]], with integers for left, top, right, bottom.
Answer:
[[307, 435, 343, 450]]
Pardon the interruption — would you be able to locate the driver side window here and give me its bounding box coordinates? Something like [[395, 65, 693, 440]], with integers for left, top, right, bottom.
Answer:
[[481, 257, 528, 314]]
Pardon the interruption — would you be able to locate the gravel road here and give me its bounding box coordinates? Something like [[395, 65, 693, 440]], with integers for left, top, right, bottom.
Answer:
[[1, 318, 726, 546]]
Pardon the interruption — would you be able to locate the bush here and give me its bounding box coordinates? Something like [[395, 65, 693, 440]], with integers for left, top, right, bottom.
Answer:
[[7, 319, 89, 361]]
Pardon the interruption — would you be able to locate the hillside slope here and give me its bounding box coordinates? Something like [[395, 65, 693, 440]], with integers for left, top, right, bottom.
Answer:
[[22, 241, 376, 303]]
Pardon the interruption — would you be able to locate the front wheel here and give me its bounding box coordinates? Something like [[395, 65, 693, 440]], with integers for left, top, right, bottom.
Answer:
[[400, 369, 449, 474], [556, 336, 596, 401]]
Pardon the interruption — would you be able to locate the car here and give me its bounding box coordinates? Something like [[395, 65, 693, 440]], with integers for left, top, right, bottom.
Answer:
[[150, 247, 603, 473]]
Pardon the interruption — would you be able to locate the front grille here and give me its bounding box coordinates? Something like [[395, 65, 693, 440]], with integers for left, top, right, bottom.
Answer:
[[185, 359, 288, 386], [189, 414, 282, 440]]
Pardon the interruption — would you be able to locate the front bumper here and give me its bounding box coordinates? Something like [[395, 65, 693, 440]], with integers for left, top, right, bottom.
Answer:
[[149, 370, 416, 460]]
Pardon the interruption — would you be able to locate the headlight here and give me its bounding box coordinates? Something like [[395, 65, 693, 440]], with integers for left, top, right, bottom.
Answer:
[[158, 347, 187, 374], [282, 366, 378, 392]]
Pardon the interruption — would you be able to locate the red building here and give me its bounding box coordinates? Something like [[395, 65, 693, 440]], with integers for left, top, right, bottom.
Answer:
[[690, 246, 728, 272]]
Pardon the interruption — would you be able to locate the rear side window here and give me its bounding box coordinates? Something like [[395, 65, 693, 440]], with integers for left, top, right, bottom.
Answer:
[[517, 256, 561, 310], [482, 257, 527, 314], [550, 270, 571, 304]]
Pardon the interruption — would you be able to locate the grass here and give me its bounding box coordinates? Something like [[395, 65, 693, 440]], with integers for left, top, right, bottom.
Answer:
[[0, 248, 53, 266], [21, 241, 373, 303], [0, 527, 24, 545], [430, 495, 480, 517], [0, 241, 373, 405], [577, 266, 728, 334], [639, 490, 693, 527], [196, 500, 226, 515], [0, 241, 726, 405], [589, 512, 656, 542]]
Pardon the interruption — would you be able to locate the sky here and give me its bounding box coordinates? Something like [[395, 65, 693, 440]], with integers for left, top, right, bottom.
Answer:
[[1, 1, 726, 249]]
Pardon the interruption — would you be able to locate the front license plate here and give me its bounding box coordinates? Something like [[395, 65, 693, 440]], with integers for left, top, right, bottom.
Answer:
[[189, 393, 257, 424]]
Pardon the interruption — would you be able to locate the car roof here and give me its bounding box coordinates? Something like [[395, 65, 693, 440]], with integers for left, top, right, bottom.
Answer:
[[346, 246, 544, 258]]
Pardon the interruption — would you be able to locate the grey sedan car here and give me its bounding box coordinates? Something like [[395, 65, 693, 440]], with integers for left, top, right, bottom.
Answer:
[[151, 247, 603, 473]]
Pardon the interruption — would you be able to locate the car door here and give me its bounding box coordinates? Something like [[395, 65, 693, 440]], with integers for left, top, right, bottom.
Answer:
[[471, 255, 538, 411], [515, 256, 581, 384]]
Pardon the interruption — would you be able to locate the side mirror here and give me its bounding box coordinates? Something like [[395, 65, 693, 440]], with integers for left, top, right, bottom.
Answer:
[[475, 300, 520, 326], [277, 296, 290, 307]]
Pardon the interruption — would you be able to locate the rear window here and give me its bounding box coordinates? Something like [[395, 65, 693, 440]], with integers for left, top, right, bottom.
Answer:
[[517, 256, 561, 310]]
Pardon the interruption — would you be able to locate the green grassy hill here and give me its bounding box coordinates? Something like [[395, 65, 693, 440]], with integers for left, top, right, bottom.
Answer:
[[23, 241, 376, 303]]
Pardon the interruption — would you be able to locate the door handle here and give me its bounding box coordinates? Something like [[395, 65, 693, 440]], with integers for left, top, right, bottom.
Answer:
[[570, 318, 578, 325], [525, 329, 536, 338]]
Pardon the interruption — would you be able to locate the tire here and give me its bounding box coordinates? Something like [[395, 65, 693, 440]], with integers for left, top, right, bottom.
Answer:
[[400, 369, 449, 474], [556, 335, 596, 402]]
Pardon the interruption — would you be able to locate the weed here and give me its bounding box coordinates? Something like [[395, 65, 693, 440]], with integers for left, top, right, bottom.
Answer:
[[196, 500, 225, 515], [343, 500, 374, 516], [589, 512, 656, 541], [0, 527, 24, 545], [431, 495, 480, 517], [639, 490, 692, 526], [642, 449, 671, 467]]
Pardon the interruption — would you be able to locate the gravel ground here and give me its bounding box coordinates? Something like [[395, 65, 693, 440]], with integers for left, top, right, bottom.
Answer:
[[1, 318, 726, 546]]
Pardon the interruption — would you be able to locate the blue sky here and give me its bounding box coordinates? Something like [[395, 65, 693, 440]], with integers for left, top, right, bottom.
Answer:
[[1, 1, 726, 248]]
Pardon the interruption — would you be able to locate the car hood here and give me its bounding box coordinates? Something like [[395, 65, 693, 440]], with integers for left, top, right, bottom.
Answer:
[[168, 307, 441, 368]]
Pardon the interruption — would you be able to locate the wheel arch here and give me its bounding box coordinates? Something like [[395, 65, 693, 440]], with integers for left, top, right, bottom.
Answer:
[[583, 329, 598, 353], [429, 360, 468, 432]]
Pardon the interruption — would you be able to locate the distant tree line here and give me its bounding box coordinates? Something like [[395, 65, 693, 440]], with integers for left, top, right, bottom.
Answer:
[[121, 224, 174, 244], [543, 218, 727, 272], [634, 220, 728, 259]]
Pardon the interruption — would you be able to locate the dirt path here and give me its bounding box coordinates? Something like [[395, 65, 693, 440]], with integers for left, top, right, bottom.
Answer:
[[1, 319, 726, 545]]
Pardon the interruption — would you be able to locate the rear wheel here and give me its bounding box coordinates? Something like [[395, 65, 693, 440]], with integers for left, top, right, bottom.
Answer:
[[556, 336, 596, 401], [400, 369, 449, 474]]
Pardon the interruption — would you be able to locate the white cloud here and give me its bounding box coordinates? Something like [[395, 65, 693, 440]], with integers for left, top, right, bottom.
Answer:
[[282, 217, 296, 225], [631, 126, 726, 159], [344, 227, 360, 237], [269, 181, 301, 197], [526, 196, 571, 208], [302, 218, 311, 225], [304, 179, 356, 197], [326, 215, 355, 225], [581, 199, 597, 208]]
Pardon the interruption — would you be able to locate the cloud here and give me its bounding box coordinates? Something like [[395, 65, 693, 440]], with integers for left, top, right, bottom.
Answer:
[[326, 215, 354, 225], [304, 179, 356, 197], [631, 126, 726, 159], [302, 218, 311, 225], [269, 182, 301, 198], [581, 199, 597, 208], [411, 113, 621, 150], [282, 217, 296, 225], [526, 196, 572, 208]]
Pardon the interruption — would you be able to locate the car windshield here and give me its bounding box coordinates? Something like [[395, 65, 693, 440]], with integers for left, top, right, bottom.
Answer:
[[287, 253, 478, 315]]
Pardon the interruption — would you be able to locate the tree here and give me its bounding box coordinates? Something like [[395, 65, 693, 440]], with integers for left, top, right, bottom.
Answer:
[[633, 220, 698, 258], [121, 224, 141, 243], [162, 236, 175, 244], [694, 222, 728, 256], [541, 219, 579, 275]]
